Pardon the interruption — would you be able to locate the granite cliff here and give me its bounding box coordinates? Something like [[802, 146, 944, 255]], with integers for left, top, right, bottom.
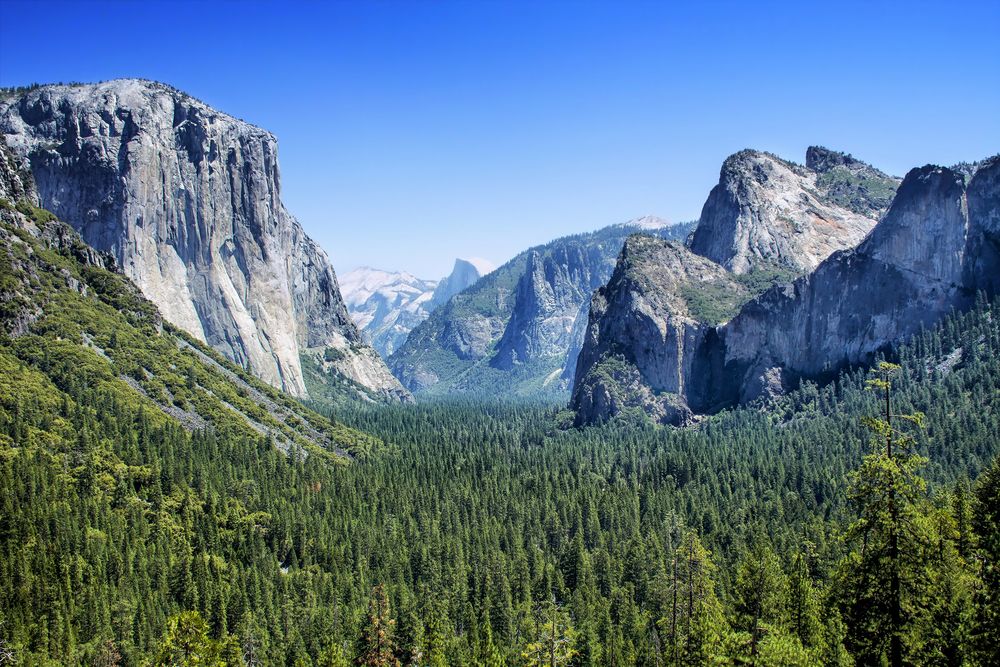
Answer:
[[572, 152, 999, 425], [389, 217, 694, 397], [688, 148, 896, 275], [0, 79, 408, 402]]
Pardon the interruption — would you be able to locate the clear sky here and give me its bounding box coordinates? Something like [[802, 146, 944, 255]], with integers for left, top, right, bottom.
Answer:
[[1, 1, 998, 278]]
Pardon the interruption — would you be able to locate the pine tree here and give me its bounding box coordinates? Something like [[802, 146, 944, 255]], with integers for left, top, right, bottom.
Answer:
[[480, 617, 506, 667], [731, 537, 789, 659], [971, 456, 1000, 665], [522, 595, 577, 667], [838, 362, 927, 666], [657, 531, 725, 665], [355, 585, 401, 667], [152, 611, 223, 666]]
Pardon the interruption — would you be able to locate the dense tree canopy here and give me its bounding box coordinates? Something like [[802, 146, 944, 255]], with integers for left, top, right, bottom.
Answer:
[[2, 232, 999, 666]]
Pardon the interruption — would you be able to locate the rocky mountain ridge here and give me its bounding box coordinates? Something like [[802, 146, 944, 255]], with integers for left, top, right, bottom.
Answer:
[[572, 152, 1000, 425], [389, 216, 695, 397], [0, 79, 409, 403], [688, 148, 895, 276], [340, 258, 489, 357]]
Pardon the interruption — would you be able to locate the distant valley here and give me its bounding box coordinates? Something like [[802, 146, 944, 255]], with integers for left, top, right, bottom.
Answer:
[[340, 257, 493, 357]]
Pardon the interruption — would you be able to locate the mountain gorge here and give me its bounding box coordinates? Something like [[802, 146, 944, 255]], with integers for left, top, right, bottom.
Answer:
[[340, 257, 490, 357], [1, 66, 998, 667], [572, 150, 1000, 425], [0, 80, 408, 403], [388, 216, 695, 397]]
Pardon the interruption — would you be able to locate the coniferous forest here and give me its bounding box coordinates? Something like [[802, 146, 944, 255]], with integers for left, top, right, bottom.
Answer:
[[2, 255, 999, 664], [0, 6, 998, 665]]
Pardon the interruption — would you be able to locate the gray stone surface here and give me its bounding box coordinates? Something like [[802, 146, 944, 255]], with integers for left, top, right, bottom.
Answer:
[[389, 217, 694, 396], [572, 154, 1000, 424], [0, 79, 408, 401], [689, 149, 888, 275], [571, 236, 742, 424]]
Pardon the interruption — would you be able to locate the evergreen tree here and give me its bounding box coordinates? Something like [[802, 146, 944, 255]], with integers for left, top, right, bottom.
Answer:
[[731, 537, 789, 660], [971, 456, 1000, 665], [152, 611, 225, 666], [657, 531, 725, 665], [522, 596, 577, 667], [355, 585, 400, 667], [837, 362, 928, 666]]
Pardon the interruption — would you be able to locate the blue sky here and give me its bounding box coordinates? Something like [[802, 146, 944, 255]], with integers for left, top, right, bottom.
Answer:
[[1, 1, 998, 278]]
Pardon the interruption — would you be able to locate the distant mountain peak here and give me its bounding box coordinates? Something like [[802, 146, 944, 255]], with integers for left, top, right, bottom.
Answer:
[[457, 257, 496, 276], [340, 257, 489, 358], [621, 215, 671, 230]]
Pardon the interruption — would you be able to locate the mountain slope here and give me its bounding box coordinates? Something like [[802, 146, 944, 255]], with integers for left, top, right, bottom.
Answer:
[[0, 79, 408, 402], [0, 157, 380, 457], [572, 153, 1000, 424], [389, 217, 694, 398], [340, 258, 488, 358]]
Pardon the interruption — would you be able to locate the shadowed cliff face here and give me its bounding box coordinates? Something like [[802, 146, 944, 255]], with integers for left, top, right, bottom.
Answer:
[[571, 236, 743, 425], [0, 79, 409, 402], [572, 155, 999, 425]]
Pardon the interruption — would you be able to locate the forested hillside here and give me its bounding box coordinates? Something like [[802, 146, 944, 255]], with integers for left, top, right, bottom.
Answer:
[[3, 185, 999, 667]]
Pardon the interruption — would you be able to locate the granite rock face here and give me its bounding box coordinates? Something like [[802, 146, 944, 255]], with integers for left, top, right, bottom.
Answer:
[[571, 236, 743, 425], [571, 153, 999, 425], [723, 158, 999, 404], [688, 149, 891, 275], [389, 217, 694, 397], [491, 242, 611, 371], [0, 79, 408, 401]]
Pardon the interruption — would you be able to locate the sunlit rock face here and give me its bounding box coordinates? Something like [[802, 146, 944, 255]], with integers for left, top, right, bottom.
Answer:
[[0, 79, 409, 401], [689, 148, 893, 275], [572, 150, 998, 425]]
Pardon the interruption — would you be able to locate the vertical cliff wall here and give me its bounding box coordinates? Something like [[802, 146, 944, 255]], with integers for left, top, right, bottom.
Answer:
[[0, 79, 408, 401]]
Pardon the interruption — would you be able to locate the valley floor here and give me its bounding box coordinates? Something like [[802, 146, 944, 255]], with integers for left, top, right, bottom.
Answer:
[[2, 298, 1000, 665]]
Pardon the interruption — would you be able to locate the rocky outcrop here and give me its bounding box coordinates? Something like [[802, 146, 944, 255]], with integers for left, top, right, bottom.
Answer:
[[571, 236, 743, 424], [806, 146, 900, 218], [0, 79, 408, 401], [572, 154, 1000, 425], [389, 217, 695, 397], [723, 158, 998, 404], [688, 149, 890, 275]]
